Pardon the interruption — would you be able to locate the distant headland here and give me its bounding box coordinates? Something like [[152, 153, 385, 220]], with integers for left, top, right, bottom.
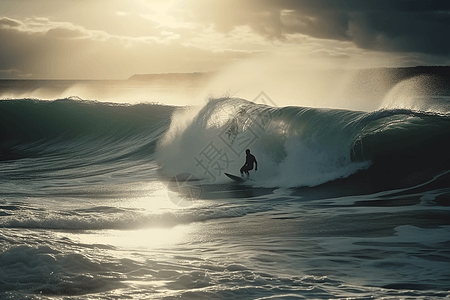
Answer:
[[127, 66, 450, 84]]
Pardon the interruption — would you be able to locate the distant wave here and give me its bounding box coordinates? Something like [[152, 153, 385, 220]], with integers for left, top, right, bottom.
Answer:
[[2, 97, 450, 189], [0, 98, 174, 161]]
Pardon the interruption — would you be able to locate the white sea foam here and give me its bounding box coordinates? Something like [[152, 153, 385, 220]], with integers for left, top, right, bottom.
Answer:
[[156, 97, 370, 187]]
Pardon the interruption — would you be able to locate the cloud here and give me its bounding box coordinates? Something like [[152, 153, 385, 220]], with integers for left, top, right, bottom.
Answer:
[[45, 27, 88, 39], [179, 0, 450, 56], [0, 16, 254, 79], [0, 68, 31, 78], [0, 17, 23, 27], [308, 49, 351, 59], [115, 11, 130, 17], [1, 0, 449, 79], [347, 10, 450, 55]]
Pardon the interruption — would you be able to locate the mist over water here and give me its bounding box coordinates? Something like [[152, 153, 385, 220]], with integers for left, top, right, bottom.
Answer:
[[0, 79, 208, 106], [2, 55, 448, 114]]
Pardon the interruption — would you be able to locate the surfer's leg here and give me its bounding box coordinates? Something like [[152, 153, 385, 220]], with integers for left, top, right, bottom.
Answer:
[[246, 166, 253, 178]]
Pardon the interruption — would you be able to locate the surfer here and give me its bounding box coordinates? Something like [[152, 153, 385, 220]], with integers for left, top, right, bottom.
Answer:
[[240, 149, 258, 178]]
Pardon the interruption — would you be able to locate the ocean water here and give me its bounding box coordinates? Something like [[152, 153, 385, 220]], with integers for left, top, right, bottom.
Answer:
[[1, 82, 450, 299]]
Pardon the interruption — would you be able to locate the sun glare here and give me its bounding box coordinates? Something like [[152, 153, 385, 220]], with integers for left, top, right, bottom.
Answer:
[[136, 0, 193, 29], [72, 225, 193, 252]]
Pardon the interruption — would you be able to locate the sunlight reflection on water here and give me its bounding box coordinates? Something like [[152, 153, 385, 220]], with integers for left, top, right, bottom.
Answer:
[[78, 225, 194, 251]]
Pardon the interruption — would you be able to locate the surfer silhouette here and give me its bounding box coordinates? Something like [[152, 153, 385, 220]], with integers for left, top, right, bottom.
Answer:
[[240, 149, 258, 178]]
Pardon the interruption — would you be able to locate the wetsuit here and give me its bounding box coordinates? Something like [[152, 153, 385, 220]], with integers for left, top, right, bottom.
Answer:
[[240, 153, 257, 176]]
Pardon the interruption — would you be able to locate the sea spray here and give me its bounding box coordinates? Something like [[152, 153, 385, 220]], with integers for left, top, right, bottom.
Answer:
[[156, 98, 371, 187]]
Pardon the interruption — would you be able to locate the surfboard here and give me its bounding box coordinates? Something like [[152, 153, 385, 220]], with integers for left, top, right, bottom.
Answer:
[[225, 173, 246, 183]]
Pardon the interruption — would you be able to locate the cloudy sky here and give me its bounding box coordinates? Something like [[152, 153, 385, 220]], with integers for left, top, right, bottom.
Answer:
[[1, 0, 450, 79]]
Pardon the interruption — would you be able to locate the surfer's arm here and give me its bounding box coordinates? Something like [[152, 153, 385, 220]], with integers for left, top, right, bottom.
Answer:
[[254, 158, 258, 171]]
